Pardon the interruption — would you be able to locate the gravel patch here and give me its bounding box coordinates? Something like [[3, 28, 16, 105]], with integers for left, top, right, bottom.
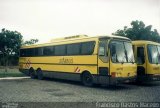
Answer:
[[0, 78, 160, 102]]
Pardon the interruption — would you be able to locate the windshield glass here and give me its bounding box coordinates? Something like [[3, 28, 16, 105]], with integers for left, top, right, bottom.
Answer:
[[158, 46, 160, 55], [110, 40, 135, 63], [124, 42, 135, 63], [148, 45, 160, 64]]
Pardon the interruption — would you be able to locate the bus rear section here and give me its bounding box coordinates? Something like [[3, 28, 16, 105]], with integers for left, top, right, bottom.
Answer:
[[132, 41, 160, 82]]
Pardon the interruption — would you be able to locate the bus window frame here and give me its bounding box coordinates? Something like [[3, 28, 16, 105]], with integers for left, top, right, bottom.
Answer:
[[19, 41, 96, 57], [109, 39, 134, 64], [98, 39, 109, 63]]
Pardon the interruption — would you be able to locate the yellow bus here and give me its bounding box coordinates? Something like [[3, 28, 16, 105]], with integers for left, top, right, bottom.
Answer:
[[132, 40, 160, 82], [19, 35, 136, 86]]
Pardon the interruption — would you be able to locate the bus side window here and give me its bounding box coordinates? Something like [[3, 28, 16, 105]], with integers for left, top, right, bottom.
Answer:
[[99, 44, 105, 56], [43, 46, 53, 56], [55, 45, 66, 56], [27, 48, 35, 57], [35, 47, 43, 56], [137, 47, 145, 64], [99, 40, 108, 62], [20, 49, 26, 57], [81, 41, 95, 55]]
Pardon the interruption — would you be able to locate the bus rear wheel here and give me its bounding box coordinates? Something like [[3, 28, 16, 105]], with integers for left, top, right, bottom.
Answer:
[[82, 72, 93, 87], [30, 68, 36, 79], [37, 69, 43, 80]]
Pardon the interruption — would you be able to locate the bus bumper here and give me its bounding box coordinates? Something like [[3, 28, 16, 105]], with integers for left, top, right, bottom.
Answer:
[[97, 75, 136, 85], [137, 74, 160, 82], [152, 74, 160, 81], [109, 76, 136, 85]]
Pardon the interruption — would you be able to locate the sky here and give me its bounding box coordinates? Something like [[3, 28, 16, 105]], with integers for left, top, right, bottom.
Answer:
[[0, 0, 160, 43]]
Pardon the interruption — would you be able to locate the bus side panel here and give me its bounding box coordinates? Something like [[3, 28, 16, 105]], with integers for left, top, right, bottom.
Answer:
[[19, 55, 98, 81]]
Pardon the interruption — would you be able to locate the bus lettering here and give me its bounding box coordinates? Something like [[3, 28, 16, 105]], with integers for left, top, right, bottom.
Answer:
[[59, 58, 73, 64]]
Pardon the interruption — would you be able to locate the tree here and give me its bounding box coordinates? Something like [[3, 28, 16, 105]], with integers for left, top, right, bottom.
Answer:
[[112, 20, 160, 42], [24, 39, 39, 45], [0, 28, 39, 70], [0, 28, 23, 71]]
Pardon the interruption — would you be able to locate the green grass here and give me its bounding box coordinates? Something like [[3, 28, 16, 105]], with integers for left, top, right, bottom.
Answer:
[[0, 68, 26, 78]]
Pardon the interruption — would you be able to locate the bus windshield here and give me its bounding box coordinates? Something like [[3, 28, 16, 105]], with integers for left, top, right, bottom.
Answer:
[[110, 41, 135, 63], [147, 45, 160, 64]]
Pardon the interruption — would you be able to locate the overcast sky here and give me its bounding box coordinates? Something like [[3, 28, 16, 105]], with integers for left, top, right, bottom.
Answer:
[[0, 0, 160, 43]]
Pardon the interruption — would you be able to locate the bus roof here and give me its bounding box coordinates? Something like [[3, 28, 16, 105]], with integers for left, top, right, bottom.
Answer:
[[132, 40, 160, 46], [21, 35, 130, 49]]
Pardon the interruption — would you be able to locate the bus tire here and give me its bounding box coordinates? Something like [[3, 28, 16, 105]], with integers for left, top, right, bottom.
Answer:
[[30, 68, 36, 79], [37, 68, 43, 80], [81, 72, 93, 87]]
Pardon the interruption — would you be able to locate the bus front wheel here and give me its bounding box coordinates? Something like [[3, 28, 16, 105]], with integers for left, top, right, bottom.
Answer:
[[81, 72, 93, 87]]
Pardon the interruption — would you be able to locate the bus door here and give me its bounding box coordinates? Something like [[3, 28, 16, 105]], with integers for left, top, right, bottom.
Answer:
[[135, 45, 146, 76], [98, 39, 110, 84]]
